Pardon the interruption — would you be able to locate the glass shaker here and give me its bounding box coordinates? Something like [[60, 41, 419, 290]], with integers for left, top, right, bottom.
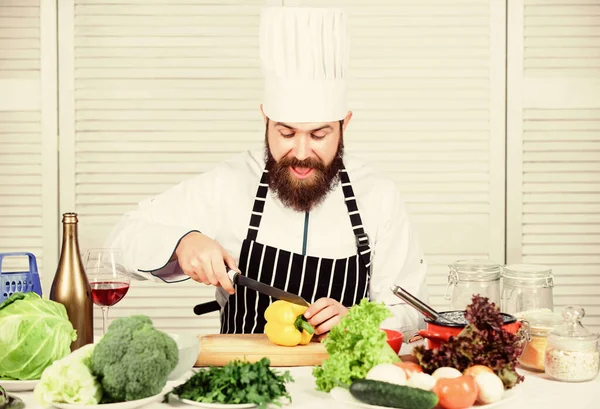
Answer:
[[545, 306, 599, 382], [445, 259, 502, 311], [501, 264, 554, 315]]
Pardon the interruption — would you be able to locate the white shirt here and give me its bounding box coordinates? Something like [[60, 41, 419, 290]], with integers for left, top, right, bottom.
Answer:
[[104, 149, 429, 335]]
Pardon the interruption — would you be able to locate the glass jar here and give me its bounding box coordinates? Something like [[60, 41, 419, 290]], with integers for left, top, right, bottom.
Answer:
[[445, 259, 502, 311], [545, 306, 599, 382], [501, 264, 554, 315], [518, 310, 563, 372]]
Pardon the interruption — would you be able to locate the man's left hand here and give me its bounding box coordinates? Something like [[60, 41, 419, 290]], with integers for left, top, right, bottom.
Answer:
[[303, 298, 348, 340]]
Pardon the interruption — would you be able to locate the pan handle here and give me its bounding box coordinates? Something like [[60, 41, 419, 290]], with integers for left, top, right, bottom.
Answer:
[[418, 329, 451, 343], [390, 285, 440, 321], [193, 300, 221, 315]]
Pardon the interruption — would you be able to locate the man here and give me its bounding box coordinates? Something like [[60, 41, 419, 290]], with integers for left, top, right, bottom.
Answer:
[[105, 6, 429, 338]]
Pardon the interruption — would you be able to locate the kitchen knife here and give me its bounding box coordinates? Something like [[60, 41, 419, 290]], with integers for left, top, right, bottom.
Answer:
[[227, 269, 310, 307], [192, 269, 310, 315]]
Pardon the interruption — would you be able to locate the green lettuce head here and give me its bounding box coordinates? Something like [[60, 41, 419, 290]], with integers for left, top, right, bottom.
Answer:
[[0, 292, 77, 380], [34, 343, 103, 406]]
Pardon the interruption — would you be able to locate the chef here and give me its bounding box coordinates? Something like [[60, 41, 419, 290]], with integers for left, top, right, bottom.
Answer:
[[104, 5, 429, 338]]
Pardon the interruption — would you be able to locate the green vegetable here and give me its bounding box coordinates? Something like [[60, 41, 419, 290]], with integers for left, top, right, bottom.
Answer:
[[0, 385, 25, 409], [349, 379, 438, 409], [312, 298, 400, 392], [0, 292, 76, 380], [170, 358, 292, 409], [413, 295, 526, 389], [90, 315, 178, 402], [33, 344, 102, 407]]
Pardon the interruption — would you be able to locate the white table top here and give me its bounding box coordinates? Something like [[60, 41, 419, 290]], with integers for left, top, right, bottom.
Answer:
[[9, 343, 600, 409]]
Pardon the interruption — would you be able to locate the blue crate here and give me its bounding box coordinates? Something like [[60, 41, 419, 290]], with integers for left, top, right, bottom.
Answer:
[[0, 252, 43, 302]]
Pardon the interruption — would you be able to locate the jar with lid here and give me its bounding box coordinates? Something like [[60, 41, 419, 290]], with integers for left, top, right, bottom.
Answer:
[[545, 306, 599, 382], [445, 259, 502, 311], [501, 264, 554, 315], [518, 310, 563, 371]]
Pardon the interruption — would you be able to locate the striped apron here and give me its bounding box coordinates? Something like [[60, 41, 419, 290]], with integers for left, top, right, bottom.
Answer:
[[220, 165, 372, 334]]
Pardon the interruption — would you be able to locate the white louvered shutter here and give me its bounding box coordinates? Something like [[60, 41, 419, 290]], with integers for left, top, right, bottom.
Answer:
[[0, 1, 46, 286], [58, 0, 280, 335], [507, 0, 600, 331], [290, 0, 507, 311]]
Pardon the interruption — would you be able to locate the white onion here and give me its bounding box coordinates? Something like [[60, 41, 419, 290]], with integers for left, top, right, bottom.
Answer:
[[365, 364, 407, 386], [431, 367, 462, 380], [475, 372, 504, 404]]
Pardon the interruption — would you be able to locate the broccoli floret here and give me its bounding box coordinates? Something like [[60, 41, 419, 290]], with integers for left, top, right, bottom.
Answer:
[[90, 315, 178, 402]]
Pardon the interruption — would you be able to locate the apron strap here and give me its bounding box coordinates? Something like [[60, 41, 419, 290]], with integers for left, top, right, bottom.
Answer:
[[246, 169, 269, 241], [339, 167, 372, 270], [245, 165, 372, 269]]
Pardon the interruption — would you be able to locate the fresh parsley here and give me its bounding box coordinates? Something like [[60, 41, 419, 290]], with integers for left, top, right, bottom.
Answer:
[[169, 358, 293, 409]]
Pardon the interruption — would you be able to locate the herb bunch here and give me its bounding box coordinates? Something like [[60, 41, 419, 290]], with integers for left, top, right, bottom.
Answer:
[[413, 295, 526, 389], [170, 358, 293, 409]]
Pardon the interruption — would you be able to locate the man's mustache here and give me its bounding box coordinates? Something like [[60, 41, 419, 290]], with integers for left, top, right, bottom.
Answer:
[[277, 156, 326, 171]]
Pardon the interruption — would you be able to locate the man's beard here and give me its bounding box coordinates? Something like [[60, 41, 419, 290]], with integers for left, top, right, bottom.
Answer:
[[264, 132, 344, 213]]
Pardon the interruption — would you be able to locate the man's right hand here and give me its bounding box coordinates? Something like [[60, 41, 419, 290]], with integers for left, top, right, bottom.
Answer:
[[174, 232, 238, 294]]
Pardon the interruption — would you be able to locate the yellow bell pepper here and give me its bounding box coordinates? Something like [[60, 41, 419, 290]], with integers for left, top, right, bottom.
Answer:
[[264, 300, 315, 346]]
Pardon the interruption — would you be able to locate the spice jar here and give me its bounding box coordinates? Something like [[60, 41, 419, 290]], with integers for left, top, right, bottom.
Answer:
[[518, 310, 563, 372], [545, 306, 599, 382], [445, 259, 502, 311], [501, 264, 554, 315]]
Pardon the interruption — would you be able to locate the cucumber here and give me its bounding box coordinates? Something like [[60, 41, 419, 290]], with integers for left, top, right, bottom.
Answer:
[[349, 379, 438, 409]]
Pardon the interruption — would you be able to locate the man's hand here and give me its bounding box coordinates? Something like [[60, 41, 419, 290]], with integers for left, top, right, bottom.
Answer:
[[174, 231, 238, 294], [303, 298, 348, 340]]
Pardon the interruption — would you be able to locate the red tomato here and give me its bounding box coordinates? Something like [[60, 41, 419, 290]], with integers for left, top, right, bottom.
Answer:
[[432, 375, 479, 409], [393, 362, 424, 378]]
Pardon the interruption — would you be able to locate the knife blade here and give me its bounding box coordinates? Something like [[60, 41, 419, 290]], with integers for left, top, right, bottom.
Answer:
[[227, 269, 310, 307]]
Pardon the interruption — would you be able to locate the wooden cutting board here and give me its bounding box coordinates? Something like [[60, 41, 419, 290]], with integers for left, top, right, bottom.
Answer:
[[195, 334, 328, 367]]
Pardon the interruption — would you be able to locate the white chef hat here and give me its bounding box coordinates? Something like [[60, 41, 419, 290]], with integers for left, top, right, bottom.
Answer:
[[259, 6, 349, 123]]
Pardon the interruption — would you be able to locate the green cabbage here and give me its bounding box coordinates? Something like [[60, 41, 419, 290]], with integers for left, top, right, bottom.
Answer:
[[0, 292, 77, 380], [34, 344, 103, 406]]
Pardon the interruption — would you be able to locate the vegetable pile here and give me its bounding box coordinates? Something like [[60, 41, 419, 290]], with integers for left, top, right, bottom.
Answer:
[[413, 295, 526, 388], [33, 315, 179, 405], [312, 298, 400, 392], [169, 358, 292, 409], [0, 292, 76, 381], [348, 360, 507, 409]]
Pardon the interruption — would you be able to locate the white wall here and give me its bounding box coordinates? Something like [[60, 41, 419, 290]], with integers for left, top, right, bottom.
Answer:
[[1, 0, 598, 334]]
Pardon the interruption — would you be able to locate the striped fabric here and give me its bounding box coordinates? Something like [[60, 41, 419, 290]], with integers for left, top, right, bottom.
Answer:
[[220, 164, 372, 334]]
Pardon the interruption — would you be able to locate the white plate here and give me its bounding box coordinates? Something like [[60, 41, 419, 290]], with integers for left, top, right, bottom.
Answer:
[[51, 390, 165, 409], [330, 384, 520, 409], [172, 395, 256, 409], [0, 379, 39, 392], [179, 399, 256, 409]]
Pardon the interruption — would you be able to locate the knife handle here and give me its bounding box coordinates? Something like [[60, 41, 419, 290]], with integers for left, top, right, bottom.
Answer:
[[227, 268, 238, 285], [193, 300, 221, 315]]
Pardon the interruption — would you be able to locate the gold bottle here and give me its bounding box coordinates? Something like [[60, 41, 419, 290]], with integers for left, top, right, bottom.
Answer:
[[50, 213, 94, 351]]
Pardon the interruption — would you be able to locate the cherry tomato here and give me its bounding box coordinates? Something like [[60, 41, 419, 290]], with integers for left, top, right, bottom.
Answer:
[[393, 362, 424, 378], [463, 365, 494, 379], [432, 375, 479, 409]]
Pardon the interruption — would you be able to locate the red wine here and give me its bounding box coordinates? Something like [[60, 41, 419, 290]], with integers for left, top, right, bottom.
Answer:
[[90, 281, 129, 307]]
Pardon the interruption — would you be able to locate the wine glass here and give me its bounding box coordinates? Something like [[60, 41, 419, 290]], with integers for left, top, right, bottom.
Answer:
[[84, 248, 131, 335]]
